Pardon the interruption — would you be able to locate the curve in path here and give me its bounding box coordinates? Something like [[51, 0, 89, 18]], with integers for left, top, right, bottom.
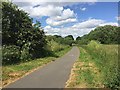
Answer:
[[4, 46, 80, 88]]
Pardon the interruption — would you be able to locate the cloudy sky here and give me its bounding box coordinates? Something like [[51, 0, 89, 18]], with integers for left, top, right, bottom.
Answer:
[[11, 0, 119, 39]]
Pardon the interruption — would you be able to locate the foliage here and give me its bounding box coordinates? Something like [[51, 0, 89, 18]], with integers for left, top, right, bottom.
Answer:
[[76, 25, 119, 45], [2, 45, 20, 65], [29, 21, 47, 58], [87, 40, 101, 49], [63, 35, 74, 46], [2, 2, 47, 64], [2, 2, 33, 46], [46, 37, 68, 53], [77, 38, 90, 45], [46, 35, 74, 46], [20, 43, 31, 62], [76, 36, 81, 41]]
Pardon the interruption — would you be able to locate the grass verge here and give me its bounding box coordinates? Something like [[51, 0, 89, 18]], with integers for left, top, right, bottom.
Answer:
[[66, 47, 103, 88], [2, 46, 71, 87], [66, 41, 119, 89]]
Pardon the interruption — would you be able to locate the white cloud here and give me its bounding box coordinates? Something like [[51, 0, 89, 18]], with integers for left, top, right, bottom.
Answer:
[[44, 18, 118, 39], [80, 7, 86, 11], [32, 5, 63, 17], [18, 5, 63, 17], [62, 9, 75, 18], [46, 18, 77, 26], [11, 0, 98, 18], [11, 0, 97, 3], [12, 0, 120, 2], [12, 1, 78, 20], [10, 1, 118, 39], [44, 25, 93, 39], [99, 22, 118, 26], [116, 16, 120, 21], [72, 18, 105, 29], [46, 8, 77, 26], [50, 9, 76, 21]]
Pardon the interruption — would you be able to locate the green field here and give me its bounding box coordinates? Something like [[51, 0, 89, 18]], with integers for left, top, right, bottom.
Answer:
[[66, 41, 119, 89]]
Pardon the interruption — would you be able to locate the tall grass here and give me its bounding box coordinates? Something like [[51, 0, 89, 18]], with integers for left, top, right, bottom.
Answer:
[[82, 41, 119, 89]]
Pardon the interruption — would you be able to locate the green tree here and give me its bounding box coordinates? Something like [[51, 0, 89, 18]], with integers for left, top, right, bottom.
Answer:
[[2, 2, 47, 64], [76, 36, 81, 41], [64, 35, 74, 46], [76, 25, 119, 45], [53, 35, 64, 44], [30, 21, 47, 58], [89, 25, 118, 44], [2, 2, 33, 46]]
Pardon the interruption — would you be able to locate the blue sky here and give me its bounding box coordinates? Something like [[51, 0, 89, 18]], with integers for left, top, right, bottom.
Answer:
[[73, 2, 117, 22], [37, 2, 118, 27], [12, 1, 118, 38]]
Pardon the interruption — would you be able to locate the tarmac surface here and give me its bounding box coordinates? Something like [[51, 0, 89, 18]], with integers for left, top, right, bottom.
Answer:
[[4, 46, 80, 88]]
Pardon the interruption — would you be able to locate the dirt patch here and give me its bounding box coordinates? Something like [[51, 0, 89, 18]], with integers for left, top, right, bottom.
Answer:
[[2, 61, 53, 87], [65, 62, 78, 88], [75, 83, 88, 88], [8, 71, 24, 77], [65, 61, 103, 88]]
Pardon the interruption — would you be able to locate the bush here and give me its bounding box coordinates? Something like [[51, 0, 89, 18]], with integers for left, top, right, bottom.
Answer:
[[47, 40, 64, 52], [3, 45, 20, 65], [88, 40, 101, 49], [20, 43, 32, 62]]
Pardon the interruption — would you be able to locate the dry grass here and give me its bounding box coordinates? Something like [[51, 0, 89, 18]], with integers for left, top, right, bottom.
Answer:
[[66, 47, 104, 88]]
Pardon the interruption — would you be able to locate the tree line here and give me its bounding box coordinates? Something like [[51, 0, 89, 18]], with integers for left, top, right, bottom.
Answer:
[[76, 25, 120, 45], [2, 2, 49, 65], [46, 35, 74, 46], [2, 1, 119, 65], [2, 2, 74, 65]]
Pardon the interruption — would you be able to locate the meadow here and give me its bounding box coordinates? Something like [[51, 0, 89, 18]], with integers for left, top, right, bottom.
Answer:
[[66, 41, 119, 89]]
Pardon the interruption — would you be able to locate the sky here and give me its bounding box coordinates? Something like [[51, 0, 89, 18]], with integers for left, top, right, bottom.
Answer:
[[11, 0, 119, 39]]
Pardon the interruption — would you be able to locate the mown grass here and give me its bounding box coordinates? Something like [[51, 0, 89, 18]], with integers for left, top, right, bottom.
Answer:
[[2, 46, 71, 87], [66, 41, 119, 89]]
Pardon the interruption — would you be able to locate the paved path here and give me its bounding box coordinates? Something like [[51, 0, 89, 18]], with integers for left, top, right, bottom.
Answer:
[[4, 46, 80, 88]]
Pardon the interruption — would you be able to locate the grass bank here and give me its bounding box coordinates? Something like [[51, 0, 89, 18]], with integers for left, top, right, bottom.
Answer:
[[2, 46, 71, 87], [66, 41, 119, 89]]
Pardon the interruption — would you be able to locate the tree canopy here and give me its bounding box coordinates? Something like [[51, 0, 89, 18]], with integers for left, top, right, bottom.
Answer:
[[76, 25, 119, 44], [2, 2, 47, 64]]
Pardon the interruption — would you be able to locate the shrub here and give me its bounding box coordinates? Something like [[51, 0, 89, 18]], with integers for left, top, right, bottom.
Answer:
[[2, 45, 20, 65], [88, 40, 101, 49], [47, 40, 64, 52], [20, 43, 32, 62]]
